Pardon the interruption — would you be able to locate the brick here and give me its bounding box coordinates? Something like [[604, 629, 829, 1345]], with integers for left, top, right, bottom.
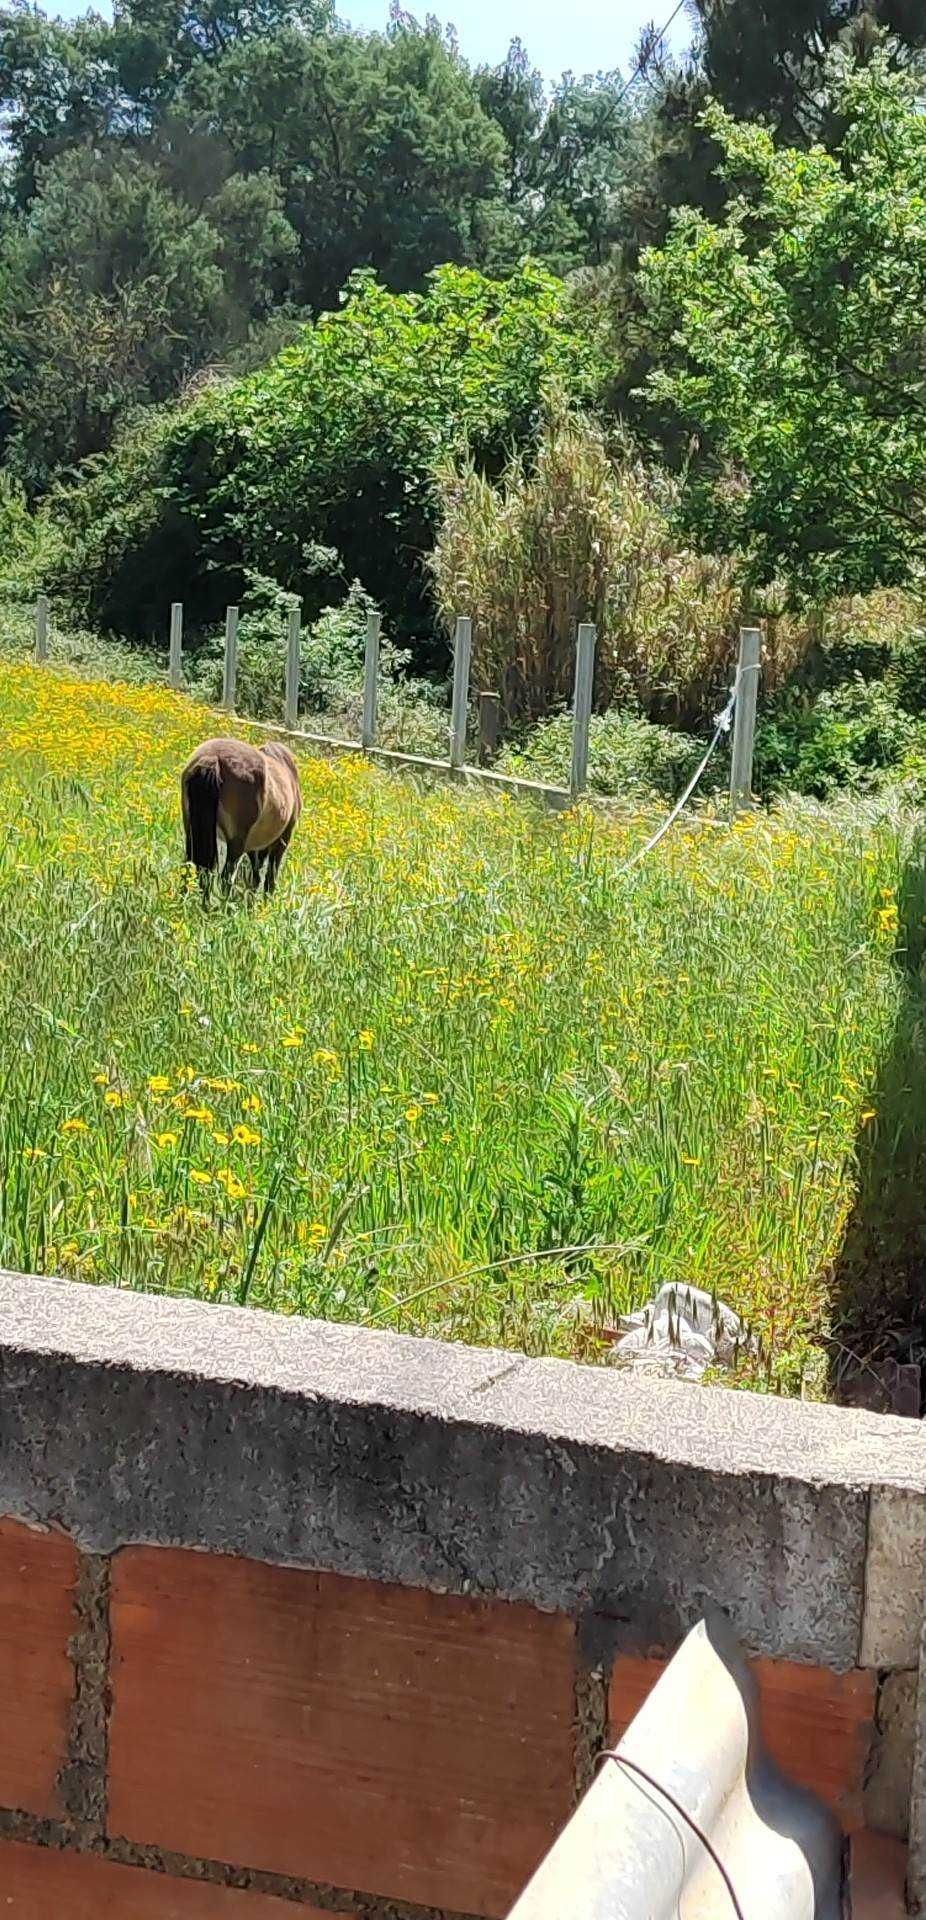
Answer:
[[109, 1549, 576, 1918], [848, 1832, 907, 1919], [0, 1840, 334, 1916], [0, 1519, 77, 1817], [609, 1651, 876, 1828]]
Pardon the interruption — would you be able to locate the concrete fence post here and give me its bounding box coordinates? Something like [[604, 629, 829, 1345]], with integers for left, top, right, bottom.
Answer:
[[730, 625, 762, 817], [570, 623, 596, 799], [34, 594, 48, 664], [169, 603, 183, 690], [362, 610, 381, 751], [449, 616, 472, 769], [222, 606, 239, 713], [284, 605, 301, 732]]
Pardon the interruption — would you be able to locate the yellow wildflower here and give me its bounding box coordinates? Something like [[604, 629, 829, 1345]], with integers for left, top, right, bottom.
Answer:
[[189, 1169, 212, 1186], [103, 1089, 125, 1108], [148, 1075, 171, 1094], [282, 1031, 304, 1049], [232, 1123, 261, 1147], [241, 1093, 262, 1114], [212, 1130, 231, 1146], [405, 1104, 422, 1126], [60, 1117, 89, 1135], [215, 1168, 246, 1200], [154, 1130, 178, 1150], [358, 1029, 375, 1050]]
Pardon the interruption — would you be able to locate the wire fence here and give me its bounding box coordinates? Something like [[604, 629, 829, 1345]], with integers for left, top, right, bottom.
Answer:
[[28, 593, 762, 854]]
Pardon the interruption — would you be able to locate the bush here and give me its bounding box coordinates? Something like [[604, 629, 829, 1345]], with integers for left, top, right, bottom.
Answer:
[[755, 677, 923, 799], [36, 262, 605, 649], [499, 708, 704, 798], [888, 621, 926, 717], [430, 399, 742, 725], [185, 571, 447, 746]]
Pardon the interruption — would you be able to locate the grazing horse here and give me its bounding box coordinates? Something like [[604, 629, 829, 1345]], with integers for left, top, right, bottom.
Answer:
[[181, 737, 302, 894]]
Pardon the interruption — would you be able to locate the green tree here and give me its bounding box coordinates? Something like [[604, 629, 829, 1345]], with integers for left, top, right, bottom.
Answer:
[[641, 53, 926, 598], [0, 148, 226, 485], [692, 0, 926, 140], [44, 260, 605, 641], [477, 38, 658, 274], [179, 19, 509, 309]]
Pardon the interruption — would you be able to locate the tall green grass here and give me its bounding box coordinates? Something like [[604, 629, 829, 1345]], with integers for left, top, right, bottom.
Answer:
[[0, 658, 914, 1390]]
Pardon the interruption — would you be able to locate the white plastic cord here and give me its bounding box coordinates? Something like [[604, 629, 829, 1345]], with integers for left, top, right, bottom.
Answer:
[[617, 674, 740, 875]]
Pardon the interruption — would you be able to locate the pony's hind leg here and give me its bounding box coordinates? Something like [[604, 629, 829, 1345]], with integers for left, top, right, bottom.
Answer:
[[248, 850, 268, 892], [221, 838, 247, 894], [264, 823, 294, 896]]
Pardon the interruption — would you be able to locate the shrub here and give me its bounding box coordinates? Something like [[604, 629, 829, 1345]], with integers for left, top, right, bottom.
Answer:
[[185, 571, 446, 746], [430, 399, 742, 725], [755, 678, 922, 799], [499, 708, 704, 798], [37, 262, 605, 648]]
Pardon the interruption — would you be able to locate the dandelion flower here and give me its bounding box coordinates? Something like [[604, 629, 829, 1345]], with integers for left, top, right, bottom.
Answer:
[[148, 1075, 171, 1094], [241, 1093, 262, 1114], [104, 1089, 125, 1109], [232, 1123, 261, 1147], [282, 1031, 303, 1049], [60, 1117, 89, 1135], [358, 1029, 375, 1051], [189, 1169, 212, 1186], [154, 1130, 178, 1150]]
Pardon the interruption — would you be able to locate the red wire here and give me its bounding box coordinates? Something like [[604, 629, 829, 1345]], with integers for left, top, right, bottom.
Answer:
[[596, 1748, 747, 1920]]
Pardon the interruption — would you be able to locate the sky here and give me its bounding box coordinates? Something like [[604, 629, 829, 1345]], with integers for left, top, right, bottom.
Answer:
[[48, 0, 694, 80]]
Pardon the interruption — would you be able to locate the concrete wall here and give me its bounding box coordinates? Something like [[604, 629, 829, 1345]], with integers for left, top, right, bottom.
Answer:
[[0, 1269, 923, 1918]]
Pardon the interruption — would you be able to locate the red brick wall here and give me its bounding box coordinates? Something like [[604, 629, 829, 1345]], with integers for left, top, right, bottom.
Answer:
[[0, 1518, 883, 1919]]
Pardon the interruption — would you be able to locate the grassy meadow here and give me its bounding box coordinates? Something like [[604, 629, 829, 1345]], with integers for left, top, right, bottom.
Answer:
[[0, 656, 917, 1390]]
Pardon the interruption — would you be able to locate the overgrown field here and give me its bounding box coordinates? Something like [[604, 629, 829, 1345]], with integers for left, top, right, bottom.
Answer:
[[0, 659, 918, 1391]]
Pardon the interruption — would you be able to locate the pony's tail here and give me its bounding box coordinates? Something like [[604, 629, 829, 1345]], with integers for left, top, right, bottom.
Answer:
[[183, 763, 220, 872]]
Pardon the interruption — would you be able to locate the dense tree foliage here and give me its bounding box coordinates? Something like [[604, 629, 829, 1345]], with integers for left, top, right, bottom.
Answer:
[[692, 0, 926, 139], [4, 0, 926, 684], [41, 262, 604, 638], [642, 57, 926, 599], [0, 0, 652, 484]]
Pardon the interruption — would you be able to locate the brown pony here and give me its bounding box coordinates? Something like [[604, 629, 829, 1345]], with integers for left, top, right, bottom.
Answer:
[[181, 737, 302, 894]]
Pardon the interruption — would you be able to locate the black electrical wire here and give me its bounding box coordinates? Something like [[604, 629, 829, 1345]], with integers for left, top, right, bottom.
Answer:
[[596, 1747, 747, 1920]]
